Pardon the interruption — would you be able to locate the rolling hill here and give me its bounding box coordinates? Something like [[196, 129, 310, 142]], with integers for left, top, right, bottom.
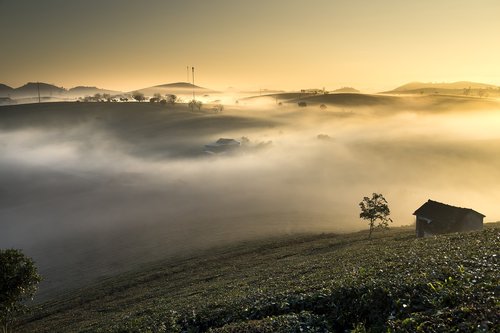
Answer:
[[300, 93, 396, 106], [0, 82, 122, 100], [17, 225, 500, 332], [0, 83, 14, 96], [240, 91, 500, 113], [393, 81, 497, 91], [133, 82, 218, 97], [0, 82, 216, 103], [383, 81, 500, 96], [243, 92, 401, 108], [155, 82, 205, 89], [332, 87, 360, 93], [14, 82, 66, 97], [67, 86, 122, 97], [2, 81, 212, 100]]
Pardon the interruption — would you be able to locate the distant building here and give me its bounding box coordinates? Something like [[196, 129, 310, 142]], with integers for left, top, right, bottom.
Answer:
[[413, 200, 484, 238], [204, 138, 241, 154], [300, 89, 324, 95]]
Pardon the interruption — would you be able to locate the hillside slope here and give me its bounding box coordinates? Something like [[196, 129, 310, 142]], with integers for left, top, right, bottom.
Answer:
[[14, 82, 66, 97], [133, 82, 218, 96], [383, 81, 500, 97], [332, 87, 360, 93], [67, 86, 121, 97], [19, 225, 499, 332], [242, 93, 399, 107], [392, 81, 498, 91], [0, 83, 14, 96]]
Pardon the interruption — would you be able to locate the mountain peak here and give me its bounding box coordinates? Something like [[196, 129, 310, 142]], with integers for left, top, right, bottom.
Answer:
[[17, 82, 66, 91], [0, 83, 14, 90]]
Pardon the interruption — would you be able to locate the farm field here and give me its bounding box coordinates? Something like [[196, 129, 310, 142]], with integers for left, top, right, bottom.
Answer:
[[17, 224, 500, 332]]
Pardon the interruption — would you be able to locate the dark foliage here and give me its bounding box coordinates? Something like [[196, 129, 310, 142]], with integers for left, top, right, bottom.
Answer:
[[19, 227, 499, 333], [0, 249, 41, 332], [359, 193, 393, 239]]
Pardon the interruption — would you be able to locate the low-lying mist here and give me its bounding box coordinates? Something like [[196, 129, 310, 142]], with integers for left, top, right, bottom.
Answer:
[[1, 97, 499, 298]]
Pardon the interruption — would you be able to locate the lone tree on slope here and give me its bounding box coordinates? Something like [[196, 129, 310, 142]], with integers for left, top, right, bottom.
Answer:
[[359, 193, 393, 239], [0, 249, 42, 333]]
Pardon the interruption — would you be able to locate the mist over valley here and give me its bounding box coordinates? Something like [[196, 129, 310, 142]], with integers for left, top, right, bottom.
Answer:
[[1, 94, 499, 299]]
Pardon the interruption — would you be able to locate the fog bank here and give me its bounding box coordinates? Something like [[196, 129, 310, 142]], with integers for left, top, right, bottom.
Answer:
[[1, 97, 499, 298]]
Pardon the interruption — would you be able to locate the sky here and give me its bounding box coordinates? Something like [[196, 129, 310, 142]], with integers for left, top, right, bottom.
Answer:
[[1, 0, 499, 92]]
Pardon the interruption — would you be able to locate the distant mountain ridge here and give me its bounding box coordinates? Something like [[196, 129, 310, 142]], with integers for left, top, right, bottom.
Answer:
[[0, 82, 67, 98], [384, 81, 500, 96], [0, 83, 14, 91], [5, 80, 498, 99], [16, 82, 66, 95], [0, 84, 14, 97], [0, 81, 220, 101], [394, 81, 497, 91]]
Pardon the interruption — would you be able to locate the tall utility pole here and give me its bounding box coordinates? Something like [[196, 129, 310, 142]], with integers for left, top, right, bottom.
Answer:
[[37, 82, 41, 103], [192, 67, 195, 100]]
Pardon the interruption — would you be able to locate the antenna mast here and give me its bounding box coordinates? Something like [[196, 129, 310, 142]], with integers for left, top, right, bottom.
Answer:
[[37, 82, 41, 103], [192, 67, 195, 100]]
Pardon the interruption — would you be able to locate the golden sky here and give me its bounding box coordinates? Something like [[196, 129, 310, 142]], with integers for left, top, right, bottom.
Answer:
[[1, 0, 499, 92]]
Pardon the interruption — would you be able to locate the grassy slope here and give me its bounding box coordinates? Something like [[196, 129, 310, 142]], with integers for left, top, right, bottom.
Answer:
[[19, 224, 499, 332], [241, 93, 398, 107], [242, 92, 500, 112]]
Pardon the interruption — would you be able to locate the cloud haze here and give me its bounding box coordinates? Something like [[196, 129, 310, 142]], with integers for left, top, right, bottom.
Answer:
[[1, 98, 499, 298]]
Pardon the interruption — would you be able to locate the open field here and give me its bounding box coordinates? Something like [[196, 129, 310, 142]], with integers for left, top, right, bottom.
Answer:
[[17, 224, 500, 332], [1, 95, 500, 303]]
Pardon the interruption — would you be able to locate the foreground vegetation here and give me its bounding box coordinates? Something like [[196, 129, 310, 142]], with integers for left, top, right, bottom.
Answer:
[[19, 225, 499, 332]]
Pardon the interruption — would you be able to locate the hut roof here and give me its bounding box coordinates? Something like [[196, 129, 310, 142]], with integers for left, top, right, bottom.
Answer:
[[413, 200, 485, 224], [215, 138, 240, 145]]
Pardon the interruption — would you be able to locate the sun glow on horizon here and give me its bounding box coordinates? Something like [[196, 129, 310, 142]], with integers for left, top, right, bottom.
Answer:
[[1, 0, 499, 92]]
